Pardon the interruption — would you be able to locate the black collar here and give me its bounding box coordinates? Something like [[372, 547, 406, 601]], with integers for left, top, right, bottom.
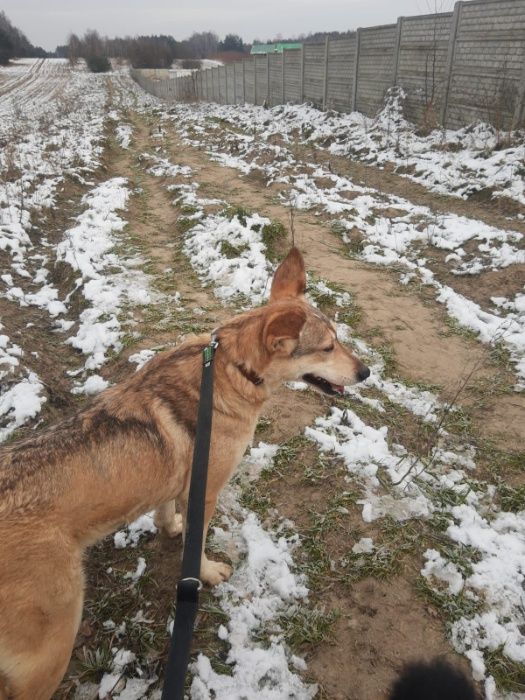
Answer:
[[235, 363, 264, 386]]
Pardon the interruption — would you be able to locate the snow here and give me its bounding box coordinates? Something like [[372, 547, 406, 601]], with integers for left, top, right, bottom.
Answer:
[[167, 95, 525, 387], [115, 123, 133, 149], [125, 557, 147, 582], [128, 349, 158, 370], [1, 62, 523, 699], [421, 549, 464, 595], [447, 505, 525, 666], [0, 371, 46, 441], [172, 88, 525, 206], [99, 649, 136, 697], [352, 537, 375, 554], [184, 212, 274, 303], [143, 152, 275, 303], [74, 374, 110, 395], [114, 513, 158, 549], [0, 325, 47, 442], [56, 177, 156, 384], [190, 447, 315, 700]]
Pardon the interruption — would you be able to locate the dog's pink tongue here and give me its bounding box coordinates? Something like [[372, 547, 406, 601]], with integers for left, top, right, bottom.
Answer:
[[334, 384, 345, 394]]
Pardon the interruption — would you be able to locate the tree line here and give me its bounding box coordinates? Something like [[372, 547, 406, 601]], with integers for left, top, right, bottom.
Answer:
[[0, 10, 350, 74], [0, 11, 48, 65], [57, 31, 248, 72]]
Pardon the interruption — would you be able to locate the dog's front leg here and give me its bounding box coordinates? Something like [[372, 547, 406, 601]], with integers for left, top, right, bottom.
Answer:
[[200, 498, 232, 586], [178, 495, 232, 586], [154, 500, 183, 537]]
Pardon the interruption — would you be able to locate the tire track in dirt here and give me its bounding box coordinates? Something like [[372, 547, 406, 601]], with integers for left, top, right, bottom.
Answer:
[[160, 127, 525, 450]]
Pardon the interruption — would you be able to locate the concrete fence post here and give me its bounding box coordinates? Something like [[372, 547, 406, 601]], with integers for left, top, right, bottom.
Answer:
[[393, 17, 404, 85], [300, 44, 305, 103], [512, 55, 525, 129], [352, 28, 361, 112], [441, 0, 463, 127], [323, 35, 330, 110]]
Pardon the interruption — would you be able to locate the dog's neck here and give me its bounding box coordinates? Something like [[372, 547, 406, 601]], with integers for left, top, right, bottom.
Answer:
[[235, 363, 264, 386]]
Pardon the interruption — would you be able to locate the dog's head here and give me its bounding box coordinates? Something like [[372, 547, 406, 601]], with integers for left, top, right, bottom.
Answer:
[[262, 247, 369, 394], [219, 247, 370, 395]]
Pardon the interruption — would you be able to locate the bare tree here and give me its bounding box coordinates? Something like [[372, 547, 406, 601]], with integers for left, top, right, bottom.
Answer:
[[67, 33, 81, 66]]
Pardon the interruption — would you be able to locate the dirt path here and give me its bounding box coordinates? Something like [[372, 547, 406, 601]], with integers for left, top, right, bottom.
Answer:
[[162, 128, 525, 450]]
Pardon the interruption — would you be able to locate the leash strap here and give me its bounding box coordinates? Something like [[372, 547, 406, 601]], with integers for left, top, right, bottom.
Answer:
[[161, 337, 218, 700]]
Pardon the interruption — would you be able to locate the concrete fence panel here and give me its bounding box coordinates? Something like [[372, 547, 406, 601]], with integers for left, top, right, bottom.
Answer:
[[244, 59, 255, 103], [303, 42, 325, 107], [218, 65, 227, 103], [234, 62, 244, 103], [355, 23, 397, 115], [445, 0, 525, 128], [326, 36, 357, 112], [226, 63, 235, 103], [255, 54, 268, 105], [269, 53, 283, 106], [206, 69, 212, 100], [396, 12, 453, 124], [212, 67, 219, 102], [283, 48, 302, 103]]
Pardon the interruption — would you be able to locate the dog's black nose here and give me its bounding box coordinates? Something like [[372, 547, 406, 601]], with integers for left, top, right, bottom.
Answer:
[[356, 364, 370, 382]]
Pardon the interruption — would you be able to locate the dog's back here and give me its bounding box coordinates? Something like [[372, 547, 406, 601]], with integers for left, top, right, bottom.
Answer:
[[388, 659, 478, 700]]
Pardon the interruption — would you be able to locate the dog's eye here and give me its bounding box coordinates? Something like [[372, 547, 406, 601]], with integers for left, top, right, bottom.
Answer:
[[322, 344, 335, 353]]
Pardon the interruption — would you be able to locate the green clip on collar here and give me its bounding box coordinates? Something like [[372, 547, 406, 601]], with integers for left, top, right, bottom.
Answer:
[[203, 335, 218, 367]]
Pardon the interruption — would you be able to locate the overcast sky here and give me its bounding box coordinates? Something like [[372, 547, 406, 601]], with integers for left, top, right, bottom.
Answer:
[[4, 0, 455, 51]]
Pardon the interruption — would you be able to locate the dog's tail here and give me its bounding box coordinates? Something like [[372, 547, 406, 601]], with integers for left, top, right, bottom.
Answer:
[[388, 658, 479, 700]]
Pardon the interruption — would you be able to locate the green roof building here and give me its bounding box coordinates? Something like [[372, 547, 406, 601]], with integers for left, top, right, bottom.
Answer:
[[250, 42, 302, 55]]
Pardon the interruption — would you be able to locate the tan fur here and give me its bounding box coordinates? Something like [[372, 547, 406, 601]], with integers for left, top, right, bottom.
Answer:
[[0, 248, 369, 698]]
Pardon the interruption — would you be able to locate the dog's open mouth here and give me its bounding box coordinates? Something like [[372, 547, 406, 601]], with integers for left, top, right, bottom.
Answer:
[[302, 373, 345, 396]]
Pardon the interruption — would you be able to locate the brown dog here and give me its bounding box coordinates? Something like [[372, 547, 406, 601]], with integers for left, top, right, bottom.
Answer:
[[0, 247, 369, 699]]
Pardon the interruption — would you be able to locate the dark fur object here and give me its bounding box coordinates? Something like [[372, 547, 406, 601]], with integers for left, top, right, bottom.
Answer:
[[389, 659, 478, 700]]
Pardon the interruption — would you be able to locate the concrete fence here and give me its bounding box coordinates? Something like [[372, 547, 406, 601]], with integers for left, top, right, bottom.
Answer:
[[132, 0, 525, 129]]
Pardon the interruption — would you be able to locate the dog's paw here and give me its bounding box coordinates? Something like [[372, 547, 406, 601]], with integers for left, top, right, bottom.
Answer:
[[155, 512, 183, 538], [201, 559, 232, 587]]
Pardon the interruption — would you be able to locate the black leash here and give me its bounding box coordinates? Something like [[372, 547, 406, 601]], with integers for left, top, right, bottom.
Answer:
[[161, 336, 218, 700]]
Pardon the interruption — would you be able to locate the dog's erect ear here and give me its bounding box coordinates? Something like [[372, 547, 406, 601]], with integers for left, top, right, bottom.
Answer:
[[263, 307, 306, 355], [269, 247, 306, 303]]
